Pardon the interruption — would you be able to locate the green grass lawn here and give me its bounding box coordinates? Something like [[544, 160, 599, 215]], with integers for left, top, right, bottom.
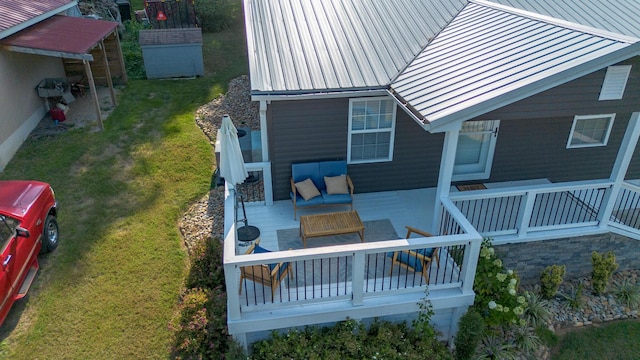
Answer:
[[552, 319, 640, 360], [0, 17, 247, 359]]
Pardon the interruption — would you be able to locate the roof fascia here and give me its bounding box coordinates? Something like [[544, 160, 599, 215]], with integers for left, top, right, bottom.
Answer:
[[427, 43, 640, 132], [473, 0, 639, 43], [1, 44, 93, 60], [0, 1, 78, 40], [251, 89, 389, 102]]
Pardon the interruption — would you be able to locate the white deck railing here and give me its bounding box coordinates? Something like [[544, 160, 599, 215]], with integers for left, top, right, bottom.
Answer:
[[449, 179, 618, 242], [223, 188, 482, 326], [610, 181, 640, 234]]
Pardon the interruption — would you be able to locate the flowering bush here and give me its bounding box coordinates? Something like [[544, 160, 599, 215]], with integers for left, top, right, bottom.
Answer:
[[473, 239, 526, 327]]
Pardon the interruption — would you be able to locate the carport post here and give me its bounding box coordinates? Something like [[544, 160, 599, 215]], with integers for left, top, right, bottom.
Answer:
[[84, 59, 104, 131]]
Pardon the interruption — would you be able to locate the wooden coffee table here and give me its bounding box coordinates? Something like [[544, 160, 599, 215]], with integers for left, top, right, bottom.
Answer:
[[299, 210, 364, 248]]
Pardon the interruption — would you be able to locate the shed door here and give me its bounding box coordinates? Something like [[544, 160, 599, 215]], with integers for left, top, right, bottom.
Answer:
[[453, 120, 499, 182]]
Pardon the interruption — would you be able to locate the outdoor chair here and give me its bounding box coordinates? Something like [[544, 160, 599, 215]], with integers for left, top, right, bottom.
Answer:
[[388, 226, 440, 283], [239, 240, 293, 298]]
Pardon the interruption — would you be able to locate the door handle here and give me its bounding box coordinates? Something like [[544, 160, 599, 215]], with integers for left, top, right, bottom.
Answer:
[[2, 255, 11, 268]]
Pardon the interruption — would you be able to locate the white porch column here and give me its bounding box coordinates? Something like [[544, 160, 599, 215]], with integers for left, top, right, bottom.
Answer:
[[259, 100, 269, 161], [599, 112, 640, 225], [432, 128, 460, 234]]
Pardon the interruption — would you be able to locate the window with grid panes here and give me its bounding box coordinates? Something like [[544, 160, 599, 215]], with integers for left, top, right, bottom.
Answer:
[[347, 97, 396, 163]]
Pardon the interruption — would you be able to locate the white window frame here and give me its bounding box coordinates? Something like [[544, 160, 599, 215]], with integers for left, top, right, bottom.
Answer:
[[566, 114, 615, 149], [347, 97, 397, 164], [599, 65, 632, 100]]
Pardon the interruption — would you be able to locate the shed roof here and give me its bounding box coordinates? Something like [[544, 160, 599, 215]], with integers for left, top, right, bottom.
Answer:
[[0, 0, 76, 39], [139, 28, 203, 46], [0, 15, 118, 60]]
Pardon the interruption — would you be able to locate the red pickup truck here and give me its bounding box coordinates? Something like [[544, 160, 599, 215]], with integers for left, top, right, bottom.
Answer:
[[0, 181, 58, 326]]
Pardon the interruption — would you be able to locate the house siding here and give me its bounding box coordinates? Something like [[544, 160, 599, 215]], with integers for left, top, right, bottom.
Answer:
[[472, 58, 640, 183], [268, 98, 444, 200]]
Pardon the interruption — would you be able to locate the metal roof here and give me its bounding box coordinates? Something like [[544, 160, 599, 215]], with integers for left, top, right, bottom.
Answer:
[[0, 0, 76, 39], [0, 15, 118, 60], [485, 0, 640, 39], [139, 28, 203, 46], [390, 2, 639, 129], [244, 0, 467, 95]]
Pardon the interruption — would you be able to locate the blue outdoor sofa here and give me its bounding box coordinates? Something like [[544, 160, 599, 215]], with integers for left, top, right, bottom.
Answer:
[[290, 160, 354, 219]]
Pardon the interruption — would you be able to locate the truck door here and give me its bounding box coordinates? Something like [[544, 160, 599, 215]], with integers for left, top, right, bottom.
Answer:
[[0, 215, 18, 312]]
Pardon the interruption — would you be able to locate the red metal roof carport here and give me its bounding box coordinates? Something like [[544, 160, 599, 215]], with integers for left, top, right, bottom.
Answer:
[[0, 15, 128, 130]]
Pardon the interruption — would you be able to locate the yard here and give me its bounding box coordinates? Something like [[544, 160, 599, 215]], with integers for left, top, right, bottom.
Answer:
[[0, 15, 247, 358]]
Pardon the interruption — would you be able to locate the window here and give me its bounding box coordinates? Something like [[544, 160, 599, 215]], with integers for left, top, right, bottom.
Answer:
[[567, 114, 615, 148], [348, 97, 396, 164], [599, 65, 632, 100], [0, 215, 18, 252]]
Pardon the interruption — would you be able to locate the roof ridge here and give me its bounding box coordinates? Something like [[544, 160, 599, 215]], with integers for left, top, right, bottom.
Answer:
[[471, 0, 639, 43], [388, 1, 469, 86]]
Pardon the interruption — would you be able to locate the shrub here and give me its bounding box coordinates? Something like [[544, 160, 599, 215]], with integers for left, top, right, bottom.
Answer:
[[513, 324, 543, 356], [120, 20, 148, 80], [454, 309, 485, 360], [473, 239, 526, 327], [535, 325, 558, 347], [591, 251, 618, 295], [169, 286, 229, 359], [540, 264, 566, 299], [474, 334, 517, 360], [194, 0, 240, 32], [186, 237, 225, 291], [523, 291, 551, 328], [613, 278, 640, 309], [251, 318, 453, 360], [559, 283, 583, 309]]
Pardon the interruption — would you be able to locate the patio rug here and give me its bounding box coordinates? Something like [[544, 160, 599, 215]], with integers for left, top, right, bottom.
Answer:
[[277, 219, 399, 250]]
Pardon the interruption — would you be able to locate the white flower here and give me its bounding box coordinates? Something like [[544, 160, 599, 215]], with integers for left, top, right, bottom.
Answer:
[[509, 278, 517, 285], [507, 269, 514, 276], [488, 248, 495, 255], [509, 288, 516, 296], [517, 296, 526, 304], [488, 301, 497, 309]]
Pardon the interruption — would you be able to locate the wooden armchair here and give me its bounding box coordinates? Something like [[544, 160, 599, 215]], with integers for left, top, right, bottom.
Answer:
[[389, 226, 441, 283], [239, 240, 293, 298]]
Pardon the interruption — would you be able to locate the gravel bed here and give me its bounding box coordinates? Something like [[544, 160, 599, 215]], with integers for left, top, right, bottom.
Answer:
[[179, 75, 258, 255]]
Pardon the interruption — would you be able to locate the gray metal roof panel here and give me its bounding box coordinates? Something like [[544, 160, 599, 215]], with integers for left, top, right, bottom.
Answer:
[[244, 0, 467, 94], [391, 2, 634, 125], [484, 0, 640, 39]]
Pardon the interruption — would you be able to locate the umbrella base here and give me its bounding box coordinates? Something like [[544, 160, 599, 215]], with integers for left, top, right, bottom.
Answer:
[[237, 225, 261, 253]]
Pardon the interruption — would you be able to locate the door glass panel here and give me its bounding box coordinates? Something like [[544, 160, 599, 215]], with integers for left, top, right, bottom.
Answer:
[[453, 120, 499, 181]]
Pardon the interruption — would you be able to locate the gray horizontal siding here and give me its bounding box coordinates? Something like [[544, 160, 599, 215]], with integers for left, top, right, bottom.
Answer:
[[473, 58, 640, 183], [490, 115, 628, 183], [268, 99, 443, 200]]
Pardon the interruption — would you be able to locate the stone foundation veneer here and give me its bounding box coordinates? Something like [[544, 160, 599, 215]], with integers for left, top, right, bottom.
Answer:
[[495, 233, 640, 284]]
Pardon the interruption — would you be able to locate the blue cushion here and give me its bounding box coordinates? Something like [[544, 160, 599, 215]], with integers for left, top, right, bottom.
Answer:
[[292, 163, 323, 189], [389, 248, 435, 272], [290, 192, 325, 206], [320, 191, 352, 205], [319, 160, 347, 178], [254, 245, 289, 278]]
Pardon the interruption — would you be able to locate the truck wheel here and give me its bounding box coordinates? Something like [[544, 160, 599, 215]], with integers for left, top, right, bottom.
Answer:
[[42, 215, 59, 253]]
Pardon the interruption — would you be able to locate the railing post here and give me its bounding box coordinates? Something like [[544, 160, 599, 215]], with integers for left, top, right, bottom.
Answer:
[[517, 192, 536, 238], [352, 251, 365, 306], [460, 237, 481, 293], [262, 162, 273, 205], [600, 112, 640, 227]]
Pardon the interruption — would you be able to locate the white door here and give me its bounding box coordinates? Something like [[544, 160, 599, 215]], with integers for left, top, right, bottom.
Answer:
[[452, 120, 500, 182]]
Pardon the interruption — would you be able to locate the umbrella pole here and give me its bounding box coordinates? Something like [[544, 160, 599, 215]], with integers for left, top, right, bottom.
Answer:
[[235, 190, 249, 227]]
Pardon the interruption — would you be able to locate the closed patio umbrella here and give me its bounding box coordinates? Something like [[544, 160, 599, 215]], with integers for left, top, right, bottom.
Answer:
[[218, 115, 259, 247], [219, 114, 248, 188]]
